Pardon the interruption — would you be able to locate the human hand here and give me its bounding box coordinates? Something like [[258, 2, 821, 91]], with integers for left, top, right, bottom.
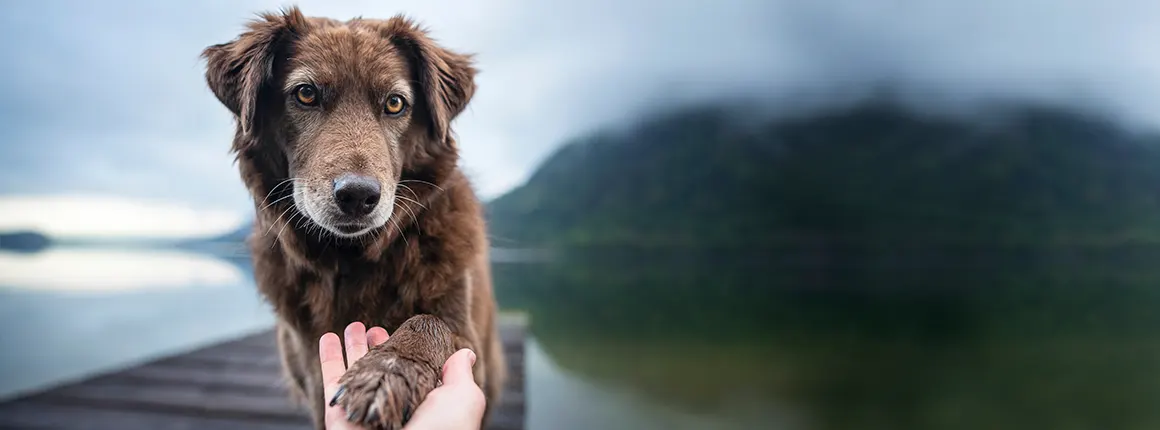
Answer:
[[400, 348, 486, 430], [319, 322, 487, 430], [319, 322, 390, 430]]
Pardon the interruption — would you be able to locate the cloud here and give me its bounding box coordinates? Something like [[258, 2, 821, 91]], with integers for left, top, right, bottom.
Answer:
[[0, 195, 245, 240], [0, 0, 1157, 209]]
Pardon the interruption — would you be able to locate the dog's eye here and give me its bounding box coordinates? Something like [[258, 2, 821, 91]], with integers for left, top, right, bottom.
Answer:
[[295, 84, 318, 106], [385, 95, 407, 116]]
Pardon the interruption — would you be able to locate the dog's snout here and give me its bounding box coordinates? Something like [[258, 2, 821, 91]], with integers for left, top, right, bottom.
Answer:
[[333, 174, 381, 217]]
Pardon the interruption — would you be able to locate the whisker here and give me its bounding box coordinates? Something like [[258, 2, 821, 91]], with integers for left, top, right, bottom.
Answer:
[[398, 179, 445, 192], [389, 216, 410, 248], [259, 193, 297, 212], [294, 212, 310, 231], [264, 204, 297, 239], [271, 210, 301, 249], [363, 224, 382, 248], [258, 178, 304, 209], [258, 179, 291, 207], [396, 185, 429, 210], [303, 214, 322, 242], [392, 201, 421, 255], [397, 200, 421, 232], [395, 194, 428, 211], [397, 183, 419, 199]]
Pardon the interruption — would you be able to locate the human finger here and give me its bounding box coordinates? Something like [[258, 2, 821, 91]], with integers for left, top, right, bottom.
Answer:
[[367, 326, 389, 347], [441, 348, 477, 386], [404, 349, 485, 430], [343, 322, 370, 364], [318, 332, 347, 401]]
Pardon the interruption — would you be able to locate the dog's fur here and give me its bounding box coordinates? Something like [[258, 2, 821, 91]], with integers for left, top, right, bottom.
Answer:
[[201, 7, 503, 430]]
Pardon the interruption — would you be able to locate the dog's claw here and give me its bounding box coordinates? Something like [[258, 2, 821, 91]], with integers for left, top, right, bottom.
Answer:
[[330, 385, 346, 407], [365, 402, 380, 425], [335, 351, 440, 429]]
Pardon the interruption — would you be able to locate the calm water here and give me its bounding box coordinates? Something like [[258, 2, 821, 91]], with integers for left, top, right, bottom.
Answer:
[[3, 245, 1160, 430], [499, 246, 1160, 430], [0, 248, 274, 399]]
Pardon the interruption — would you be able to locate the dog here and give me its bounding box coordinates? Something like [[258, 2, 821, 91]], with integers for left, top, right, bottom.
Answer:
[[201, 6, 504, 430]]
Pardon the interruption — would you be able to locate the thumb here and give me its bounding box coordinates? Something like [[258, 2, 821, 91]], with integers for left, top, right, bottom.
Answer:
[[441, 348, 477, 386]]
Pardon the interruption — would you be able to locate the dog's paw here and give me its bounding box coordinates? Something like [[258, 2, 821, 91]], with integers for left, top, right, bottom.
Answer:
[[331, 350, 440, 430]]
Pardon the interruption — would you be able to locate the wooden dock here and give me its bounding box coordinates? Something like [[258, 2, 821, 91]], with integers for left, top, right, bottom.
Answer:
[[0, 318, 526, 430]]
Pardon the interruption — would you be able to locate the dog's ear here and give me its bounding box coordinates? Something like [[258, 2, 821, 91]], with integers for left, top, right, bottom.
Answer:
[[202, 7, 310, 138], [383, 17, 477, 146]]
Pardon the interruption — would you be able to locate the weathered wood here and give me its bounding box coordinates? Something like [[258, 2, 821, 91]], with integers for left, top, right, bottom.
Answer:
[[0, 318, 527, 430]]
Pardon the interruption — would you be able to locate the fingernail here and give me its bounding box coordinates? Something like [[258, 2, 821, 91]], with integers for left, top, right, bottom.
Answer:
[[329, 385, 346, 407], [468, 349, 477, 366]]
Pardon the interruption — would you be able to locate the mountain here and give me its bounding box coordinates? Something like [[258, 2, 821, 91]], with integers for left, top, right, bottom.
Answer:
[[0, 231, 52, 253], [205, 221, 253, 244], [174, 221, 253, 256], [486, 101, 1160, 248]]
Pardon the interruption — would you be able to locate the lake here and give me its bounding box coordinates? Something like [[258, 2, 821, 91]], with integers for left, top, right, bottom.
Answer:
[[3, 245, 1160, 429], [498, 246, 1160, 430]]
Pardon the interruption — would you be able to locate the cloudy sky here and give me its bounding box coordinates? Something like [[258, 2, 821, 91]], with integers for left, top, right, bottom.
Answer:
[[1, 0, 1158, 236]]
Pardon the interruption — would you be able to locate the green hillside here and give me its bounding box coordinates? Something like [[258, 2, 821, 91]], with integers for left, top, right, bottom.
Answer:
[[487, 102, 1160, 248]]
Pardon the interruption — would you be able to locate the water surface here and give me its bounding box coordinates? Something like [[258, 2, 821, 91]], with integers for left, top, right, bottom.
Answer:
[[499, 246, 1160, 430], [3, 245, 1158, 430], [0, 248, 273, 400]]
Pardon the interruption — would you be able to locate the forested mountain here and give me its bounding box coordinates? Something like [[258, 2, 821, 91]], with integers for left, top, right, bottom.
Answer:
[[487, 102, 1160, 248]]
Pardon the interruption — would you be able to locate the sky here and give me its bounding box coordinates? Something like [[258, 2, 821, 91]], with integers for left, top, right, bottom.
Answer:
[[1, 0, 1158, 238]]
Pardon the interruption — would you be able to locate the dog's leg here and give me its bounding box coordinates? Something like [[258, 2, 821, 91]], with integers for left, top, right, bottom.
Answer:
[[277, 324, 328, 429], [481, 324, 505, 426], [276, 325, 308, 405], [303, 356, 327, 430]]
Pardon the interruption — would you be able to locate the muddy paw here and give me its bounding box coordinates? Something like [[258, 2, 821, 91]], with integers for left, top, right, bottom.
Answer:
[[331, 351, 441, 430]]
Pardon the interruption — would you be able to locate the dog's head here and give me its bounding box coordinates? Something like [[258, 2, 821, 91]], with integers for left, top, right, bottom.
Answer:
[[202, 7, 475, 238]]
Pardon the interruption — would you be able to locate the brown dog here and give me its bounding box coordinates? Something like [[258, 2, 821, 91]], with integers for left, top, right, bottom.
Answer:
[[201, 6, 503, 430]]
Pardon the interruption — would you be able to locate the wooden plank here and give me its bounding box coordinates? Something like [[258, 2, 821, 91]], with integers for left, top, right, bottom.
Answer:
[[35, 380, 306, 418], [105, 364, 290, 392], [0, 318, 527, 430], [155, 353, 284, 373], [0, 401, 309, 430]]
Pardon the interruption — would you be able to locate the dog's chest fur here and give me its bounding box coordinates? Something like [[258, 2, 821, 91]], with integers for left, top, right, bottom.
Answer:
[[248, 174, 480, 338]]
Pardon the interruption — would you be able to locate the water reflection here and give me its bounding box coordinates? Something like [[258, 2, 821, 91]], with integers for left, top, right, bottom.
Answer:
[[523, 337, 784, 430], [497, 246, 1160, 430], [3, 243, 1155, 429], [0, 248, 246, 292], [0, 248, 270, 400]]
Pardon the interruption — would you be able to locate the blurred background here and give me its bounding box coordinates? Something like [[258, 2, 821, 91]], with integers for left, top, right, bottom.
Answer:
[[3, 0, 1160, 429]]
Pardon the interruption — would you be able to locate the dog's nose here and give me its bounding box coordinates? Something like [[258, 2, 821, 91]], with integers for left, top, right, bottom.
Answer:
[[333, 174, 381, 217]]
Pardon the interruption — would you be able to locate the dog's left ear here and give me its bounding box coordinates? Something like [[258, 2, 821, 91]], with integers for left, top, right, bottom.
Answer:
[[202, 7, 310, 140], [383, 17, 477, 147]]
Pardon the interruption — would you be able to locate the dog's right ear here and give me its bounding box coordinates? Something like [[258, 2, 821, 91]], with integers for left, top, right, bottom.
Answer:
[[202, 7, 309, 137]]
